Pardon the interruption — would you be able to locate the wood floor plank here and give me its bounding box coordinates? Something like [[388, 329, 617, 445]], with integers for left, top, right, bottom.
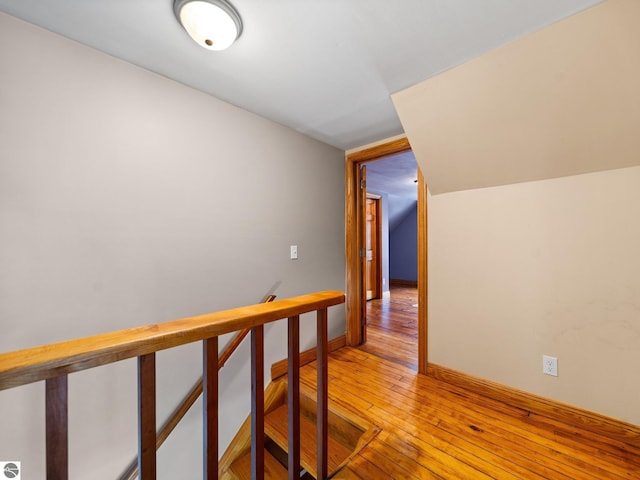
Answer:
[[359, 290, 419, 369], [329, 356, 631, 479], [346, 367, 628, 478], [331, 465, 366, 480], [344, 388, 541, 479], [293, 286, 640, 480], [374, 429, 496, 480], [357, 442, 442, 480], [335, 453, 395, 480], [325, 372, 508, 477], [403, 382, 639, 477], [304, 349, 639, 479], [380, 365, 640, 475]]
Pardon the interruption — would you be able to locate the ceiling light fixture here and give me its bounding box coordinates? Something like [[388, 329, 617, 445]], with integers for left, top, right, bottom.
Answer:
[[173, 0, 243, 51]]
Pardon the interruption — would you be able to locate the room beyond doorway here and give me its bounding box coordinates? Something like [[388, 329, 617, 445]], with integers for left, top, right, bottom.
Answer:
[[359, 284, 419, 370], [365, 151, 419, 294], [345, 136, 428, 374]]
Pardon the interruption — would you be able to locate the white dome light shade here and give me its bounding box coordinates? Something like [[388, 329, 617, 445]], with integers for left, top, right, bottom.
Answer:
[[174, 0, 242, 51]]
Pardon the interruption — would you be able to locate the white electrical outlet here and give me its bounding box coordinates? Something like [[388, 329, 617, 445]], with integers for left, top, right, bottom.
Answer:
[[543, 355, 558, 376]]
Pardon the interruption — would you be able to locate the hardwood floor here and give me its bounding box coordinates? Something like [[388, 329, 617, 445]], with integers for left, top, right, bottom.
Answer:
[[299, 349, 640, 479], [361, 285, 419, 370], [296, 285, 640, 478]]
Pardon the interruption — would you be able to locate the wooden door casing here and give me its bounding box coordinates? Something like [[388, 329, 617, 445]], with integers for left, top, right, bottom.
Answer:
[[345, 136, 428, 375]]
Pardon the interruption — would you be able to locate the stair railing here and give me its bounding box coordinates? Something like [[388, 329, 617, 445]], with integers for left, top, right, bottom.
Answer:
[[118, 295, 277, 480], [0, 290, 344, 480]]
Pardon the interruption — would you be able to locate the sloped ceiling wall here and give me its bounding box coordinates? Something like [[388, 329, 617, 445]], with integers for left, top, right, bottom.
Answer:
[[393, 0, 640, 195]]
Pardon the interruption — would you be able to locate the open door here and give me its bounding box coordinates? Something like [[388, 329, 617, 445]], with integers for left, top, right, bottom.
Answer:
[[357, 164, 367, 343], [365, 196, 381, 301]]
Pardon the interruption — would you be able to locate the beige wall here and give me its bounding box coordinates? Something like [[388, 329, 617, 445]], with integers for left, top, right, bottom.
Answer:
[[0, 13, 345, 479], [392, 0, 640, 425], [429, 167, 640, 424], [393, 0, 640, 194]]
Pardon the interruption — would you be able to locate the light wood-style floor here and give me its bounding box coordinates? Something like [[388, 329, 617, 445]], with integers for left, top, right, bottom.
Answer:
[[361, 285, 419, 370], [298, 286, 640, 479]]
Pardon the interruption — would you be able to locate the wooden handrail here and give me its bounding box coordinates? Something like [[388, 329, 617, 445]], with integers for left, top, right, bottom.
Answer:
[[117, 295, 277, 480], [0, 290, 343, 479], [0, 291, 344, 390]]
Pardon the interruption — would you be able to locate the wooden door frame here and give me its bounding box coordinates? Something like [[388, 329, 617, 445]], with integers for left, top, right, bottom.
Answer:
[[345, 136, 428, 374]]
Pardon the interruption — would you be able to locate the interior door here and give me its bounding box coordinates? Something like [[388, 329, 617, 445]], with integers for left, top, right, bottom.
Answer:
[[365, 197, 381, 300], [357, 164, 367, 342]]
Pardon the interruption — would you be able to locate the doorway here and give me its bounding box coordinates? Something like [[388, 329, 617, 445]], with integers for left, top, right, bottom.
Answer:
[[345, 137, 428, 374]]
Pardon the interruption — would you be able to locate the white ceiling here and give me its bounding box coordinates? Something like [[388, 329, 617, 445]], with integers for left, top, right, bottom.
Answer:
[[0, 0, 602, 150], [366, 152, 417, 231]]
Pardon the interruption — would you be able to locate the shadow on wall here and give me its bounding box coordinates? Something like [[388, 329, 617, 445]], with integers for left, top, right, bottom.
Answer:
[[389, 202, 417, 283]]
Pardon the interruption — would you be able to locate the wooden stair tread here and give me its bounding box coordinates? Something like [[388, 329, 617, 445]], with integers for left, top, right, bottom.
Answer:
[[228, 448, 288, 480], [264, 404, 352, 478]]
